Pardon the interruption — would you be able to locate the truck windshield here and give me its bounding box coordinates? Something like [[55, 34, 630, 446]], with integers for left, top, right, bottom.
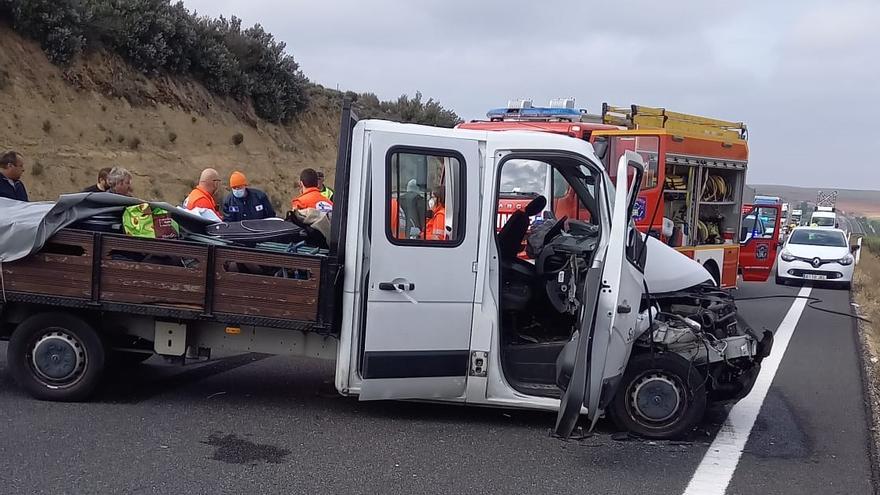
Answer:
[[812, 216, 835, 227], [789, 229, 846, 247]]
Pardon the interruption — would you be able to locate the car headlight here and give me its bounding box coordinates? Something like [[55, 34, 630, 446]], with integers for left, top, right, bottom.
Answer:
[[780, 250, 796, 262], [838, 254, 854, 266]]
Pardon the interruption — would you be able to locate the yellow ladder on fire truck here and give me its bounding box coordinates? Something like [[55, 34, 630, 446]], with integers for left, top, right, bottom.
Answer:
[[601, 104, 747, 142]]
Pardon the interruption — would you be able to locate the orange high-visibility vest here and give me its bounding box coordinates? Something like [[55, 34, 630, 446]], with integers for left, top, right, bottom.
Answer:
[[292, 187, 333, 212], [185, 186, 221, 218]]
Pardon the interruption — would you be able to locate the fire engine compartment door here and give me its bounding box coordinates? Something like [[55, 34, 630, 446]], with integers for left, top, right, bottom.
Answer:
[[555, 151, 647, 437], [739, 203, 782, 282], [358, 130, 480, 401]]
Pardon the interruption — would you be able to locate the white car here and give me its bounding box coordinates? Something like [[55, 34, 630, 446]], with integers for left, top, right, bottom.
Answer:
[[776, 227, 856, 289]]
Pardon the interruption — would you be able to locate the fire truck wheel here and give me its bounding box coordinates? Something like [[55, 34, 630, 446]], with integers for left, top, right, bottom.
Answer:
[[606, 352, 707, 440], [8, 312, 105, 402]]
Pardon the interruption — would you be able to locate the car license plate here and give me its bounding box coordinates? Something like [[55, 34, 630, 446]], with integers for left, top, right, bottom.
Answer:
[[803, 273, 826, 280]]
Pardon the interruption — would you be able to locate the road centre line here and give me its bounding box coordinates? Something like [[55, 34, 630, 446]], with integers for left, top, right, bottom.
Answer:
[[682, 285, 813, 495]]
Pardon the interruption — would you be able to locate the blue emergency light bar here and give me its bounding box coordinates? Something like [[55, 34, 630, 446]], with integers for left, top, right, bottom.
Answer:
[[753, 195, 781, 205], [487, 106, 583, 121]]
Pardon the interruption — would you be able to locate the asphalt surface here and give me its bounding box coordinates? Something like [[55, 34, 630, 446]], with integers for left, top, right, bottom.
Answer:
[[0, 279, 874, 494], [839, 214, 866, 235]]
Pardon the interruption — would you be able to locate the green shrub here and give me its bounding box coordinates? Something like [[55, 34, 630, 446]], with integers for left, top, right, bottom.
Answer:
[[89, 0, 197, 74], [353, 91, 460, 127], [1, 0, 309, 123], [7, 0, 87, 65]]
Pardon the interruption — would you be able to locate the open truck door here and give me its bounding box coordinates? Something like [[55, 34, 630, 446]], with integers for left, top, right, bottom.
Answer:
[[357, 126, 481, 401], [739, 203, 782, 281], [554, 151, 647, 438]]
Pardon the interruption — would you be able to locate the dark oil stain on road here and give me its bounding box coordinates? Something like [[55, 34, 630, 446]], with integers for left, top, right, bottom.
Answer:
[[203, 432, 291, 465], [746, 389, 811, 459]]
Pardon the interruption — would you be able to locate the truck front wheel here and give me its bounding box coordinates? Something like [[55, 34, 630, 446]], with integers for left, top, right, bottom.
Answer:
[[8, 312, 105, 401], [606, 352, 707, 439]]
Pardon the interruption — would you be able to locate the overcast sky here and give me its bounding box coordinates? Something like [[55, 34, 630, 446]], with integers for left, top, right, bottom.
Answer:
[[184, 0, 880, 190]]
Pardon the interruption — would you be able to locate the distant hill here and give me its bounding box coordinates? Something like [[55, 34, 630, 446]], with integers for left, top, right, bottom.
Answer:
[[750, 184, 880, 217]]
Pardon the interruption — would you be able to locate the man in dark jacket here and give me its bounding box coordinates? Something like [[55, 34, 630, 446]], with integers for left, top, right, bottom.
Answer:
[[222, 171, 275, 222], [83, 167, 112, 193], [0, 151, 28, 202]]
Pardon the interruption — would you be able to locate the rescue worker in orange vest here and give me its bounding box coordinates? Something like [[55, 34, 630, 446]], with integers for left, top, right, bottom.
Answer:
[[185, 168, 223, 219], [390, 196, 401, 237], [425, 187, 447, 241], [291, 168, 333, 212]]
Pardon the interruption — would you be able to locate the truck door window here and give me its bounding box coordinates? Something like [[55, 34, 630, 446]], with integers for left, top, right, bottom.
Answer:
[[497, 159, 595, 229], [741, 206, 776, 242], [604, 136, 659, 190], [387, 149, 463, 245]]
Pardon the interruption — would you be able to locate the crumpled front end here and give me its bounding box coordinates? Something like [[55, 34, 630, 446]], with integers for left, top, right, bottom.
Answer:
[[636, 283, 772, 404]]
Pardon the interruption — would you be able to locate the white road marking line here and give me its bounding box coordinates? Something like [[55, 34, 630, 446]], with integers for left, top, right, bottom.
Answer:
[[682, 285, 812, 495]]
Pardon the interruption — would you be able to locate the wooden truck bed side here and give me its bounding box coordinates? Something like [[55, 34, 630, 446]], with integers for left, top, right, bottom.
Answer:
[[0, 229, 335, 334]]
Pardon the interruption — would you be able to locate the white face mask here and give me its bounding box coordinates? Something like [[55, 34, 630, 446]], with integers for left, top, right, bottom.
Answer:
[[232, 188, 246, 199], [428, 197, 436, 209]]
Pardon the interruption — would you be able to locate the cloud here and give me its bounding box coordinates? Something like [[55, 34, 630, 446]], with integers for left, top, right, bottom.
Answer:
[[183, 0, 880, 189]]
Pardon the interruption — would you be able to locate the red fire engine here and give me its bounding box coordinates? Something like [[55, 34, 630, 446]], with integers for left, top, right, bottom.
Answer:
[[459, 99, 782, 287]]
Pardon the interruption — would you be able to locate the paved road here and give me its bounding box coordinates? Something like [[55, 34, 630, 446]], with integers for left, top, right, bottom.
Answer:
[[0, 280, 874, 494], [840, 214, 866, 235]]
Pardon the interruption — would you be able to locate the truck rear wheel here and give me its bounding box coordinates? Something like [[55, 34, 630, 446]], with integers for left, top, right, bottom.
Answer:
[[8, 312, 105, 401], [606, 352, 707, 439]]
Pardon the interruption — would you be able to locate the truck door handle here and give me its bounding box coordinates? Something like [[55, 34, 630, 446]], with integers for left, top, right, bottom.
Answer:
[[379, 282, 415, 291], [617, 303, 631, 314]]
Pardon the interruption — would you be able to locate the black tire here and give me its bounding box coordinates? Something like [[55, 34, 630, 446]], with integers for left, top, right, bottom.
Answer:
[[607, 352, 707, 440], [8, 312, 105, 401], [775, 272, 787, 285]]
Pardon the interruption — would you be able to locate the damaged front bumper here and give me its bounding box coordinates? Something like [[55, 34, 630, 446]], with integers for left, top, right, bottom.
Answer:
[[644, 284, 774, 404]]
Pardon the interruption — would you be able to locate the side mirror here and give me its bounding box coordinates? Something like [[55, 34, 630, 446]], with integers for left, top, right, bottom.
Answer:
[[851, 244, 860, 253]]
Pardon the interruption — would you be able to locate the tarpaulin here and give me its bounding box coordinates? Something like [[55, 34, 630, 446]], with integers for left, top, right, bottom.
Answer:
[[0, 193, 213, 262]]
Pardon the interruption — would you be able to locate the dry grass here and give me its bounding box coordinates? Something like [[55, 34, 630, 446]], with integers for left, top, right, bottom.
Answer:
[[854, 248, 880, 474], [854, 250, 880, 349]]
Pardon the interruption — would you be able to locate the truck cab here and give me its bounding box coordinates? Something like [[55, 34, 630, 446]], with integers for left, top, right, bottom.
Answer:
[[810, 208, 838, 230], [331, 107, 768, 438], [331, 112, 651, 435]]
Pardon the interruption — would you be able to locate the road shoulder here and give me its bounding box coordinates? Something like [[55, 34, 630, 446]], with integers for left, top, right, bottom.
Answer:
[[854, 249, 880, 493]]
